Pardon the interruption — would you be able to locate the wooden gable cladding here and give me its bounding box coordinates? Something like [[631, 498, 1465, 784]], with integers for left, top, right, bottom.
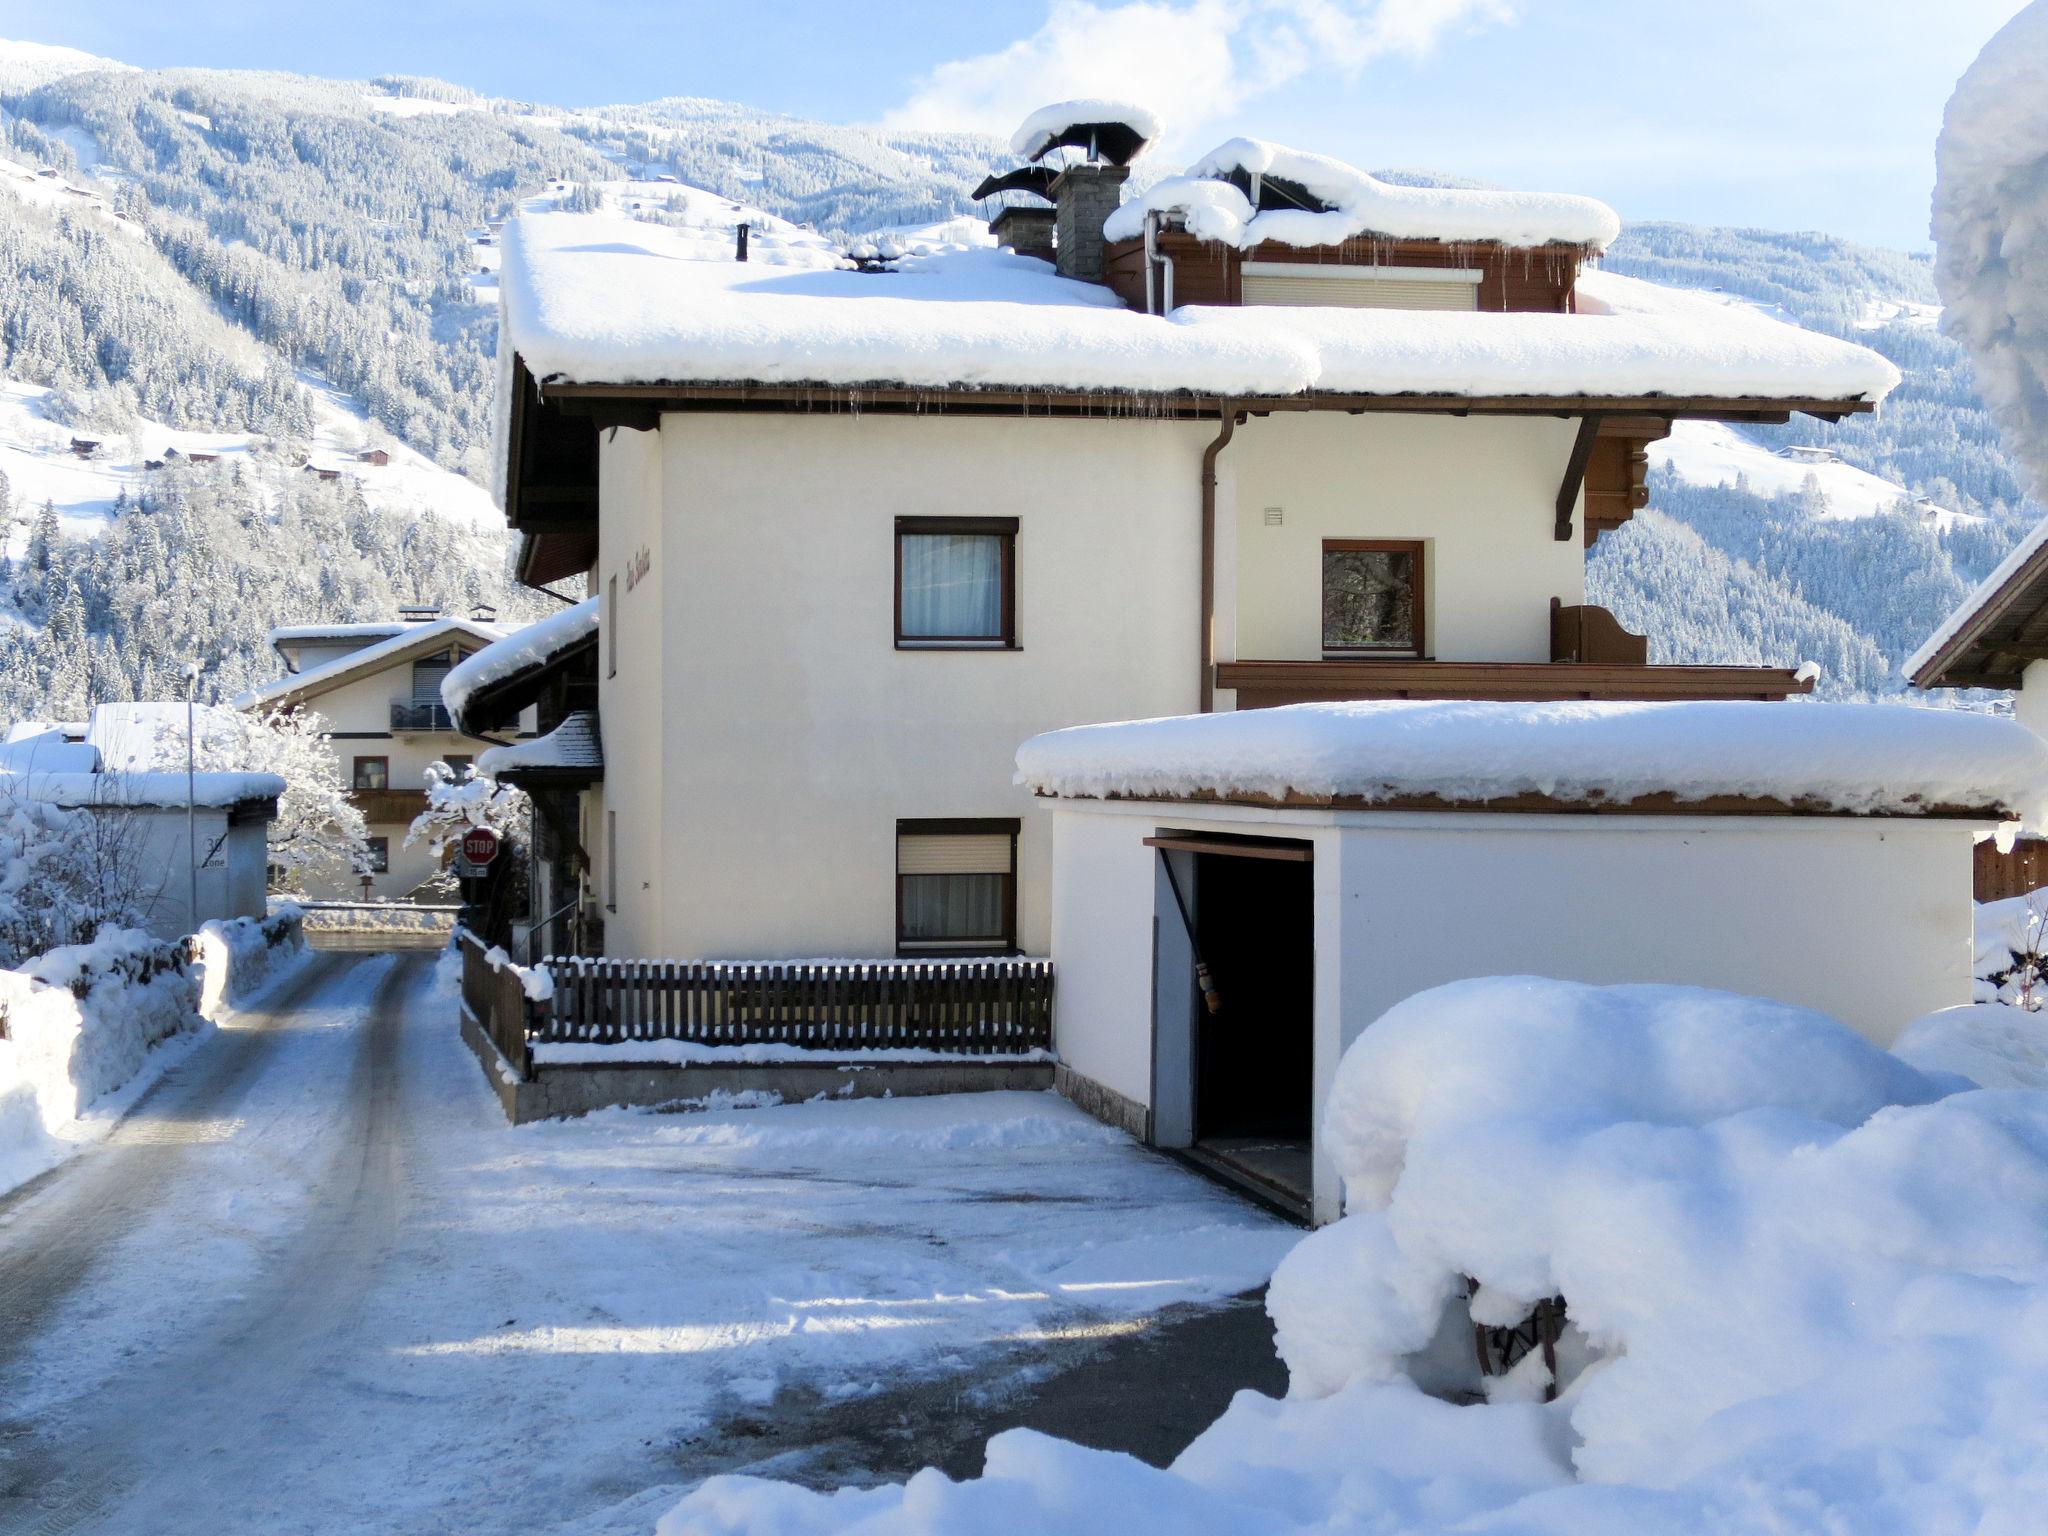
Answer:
[[507, 354, 602, 587], [1583, 415, 1671, 547], [1102, 232, 1582, 314]]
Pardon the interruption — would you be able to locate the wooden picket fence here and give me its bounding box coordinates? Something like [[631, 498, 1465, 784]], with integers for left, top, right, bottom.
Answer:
[[541, 954, 1055, 1057], [461, 929, 540, 1076]]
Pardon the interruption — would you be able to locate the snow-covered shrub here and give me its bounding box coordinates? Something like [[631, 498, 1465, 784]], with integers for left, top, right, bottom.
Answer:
[[0, 927, 203, 1193], [657, 977, 2048, 1534], [1974, 892, 2048, 1007], [190, 906, 305, 1015], [0, 777, 152, 967]]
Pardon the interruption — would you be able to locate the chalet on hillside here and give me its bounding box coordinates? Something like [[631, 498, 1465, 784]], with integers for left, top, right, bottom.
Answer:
[[437, 98, 2028, 1211]]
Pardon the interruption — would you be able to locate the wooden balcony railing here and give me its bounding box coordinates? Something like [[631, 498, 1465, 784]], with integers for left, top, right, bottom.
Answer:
[[1217, 659, 1814, 709], [351, 787, 429, 825]]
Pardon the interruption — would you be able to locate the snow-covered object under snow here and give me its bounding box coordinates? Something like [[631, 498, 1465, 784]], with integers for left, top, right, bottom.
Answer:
[[1015, 697, 2048, 822], [1894, 1000, 2048, 1088], [441, 597, 597, 721], [1933, 0, 2048, 504], [1008, 99, 1161, 163], [474, 710, 601, 776], [499, 213, 1898, 403], [659, 977, 2048, 1534], [1104, 138, 1621, 250]]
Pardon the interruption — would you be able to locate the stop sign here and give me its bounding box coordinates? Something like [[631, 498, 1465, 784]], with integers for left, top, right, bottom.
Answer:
[[461, 826, 500, 867]]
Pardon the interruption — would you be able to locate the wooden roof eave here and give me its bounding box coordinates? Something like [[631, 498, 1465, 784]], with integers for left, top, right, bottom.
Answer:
[[1912, 539, 2048, 691], [451, 630, 598, 737], [534, 377, 1878, 426]]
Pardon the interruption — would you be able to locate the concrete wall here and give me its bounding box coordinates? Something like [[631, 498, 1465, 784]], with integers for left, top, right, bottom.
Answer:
[[594, 426, 666, 956], [2019, 659, 2048, 737], [606, 413, 1208, 960], [1219, 413, 1585, 665], [119, 804, 269, 939], [1050, 799, 1978, 1223]]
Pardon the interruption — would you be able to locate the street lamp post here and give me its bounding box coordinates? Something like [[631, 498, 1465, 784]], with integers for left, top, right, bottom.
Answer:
[[185, 661, 201, 935]]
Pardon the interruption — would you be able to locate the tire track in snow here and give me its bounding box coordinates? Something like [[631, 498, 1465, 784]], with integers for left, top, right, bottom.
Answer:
[[0, 951, 420, 1535]]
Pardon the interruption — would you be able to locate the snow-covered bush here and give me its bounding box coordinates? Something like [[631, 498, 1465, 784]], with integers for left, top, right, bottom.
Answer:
[[0, 777, 151, 967], [1973, 892, 2048, 1006], [0, 927, 202, 1193], [657, 977, 2048, 1534], [406, 760, 528, 857], [190, 906, 305, 1016]]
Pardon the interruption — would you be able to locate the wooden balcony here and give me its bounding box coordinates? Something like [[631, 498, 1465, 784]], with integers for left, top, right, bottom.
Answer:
[[351, 787, 428, 825], [1217, 660, 1814, 709]]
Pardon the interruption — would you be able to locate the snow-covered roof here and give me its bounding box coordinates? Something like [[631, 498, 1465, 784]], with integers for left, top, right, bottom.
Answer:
[[1009, 100, 1161, 164], [501, 214, 1899, 404], [1104, 138, 1621, 251], [86, 702, 239, 772], [1015, 698, 2048, 822], [10, 769, 286, 810], [442, 597, 598, 721], [1907, 513, 2048, 685], [269, 621, 411, 646], [476, 710, 602, 778], [237, 616, 506, 710], [0, 731, 97, 774]]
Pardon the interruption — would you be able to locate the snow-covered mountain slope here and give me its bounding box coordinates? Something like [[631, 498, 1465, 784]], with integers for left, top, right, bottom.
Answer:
[[1653, 420, 1980, 529]]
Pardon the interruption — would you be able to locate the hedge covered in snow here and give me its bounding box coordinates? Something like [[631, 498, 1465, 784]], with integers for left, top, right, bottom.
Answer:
[[0, 908, 304, 1195], [656, 978, 2048, 1534]]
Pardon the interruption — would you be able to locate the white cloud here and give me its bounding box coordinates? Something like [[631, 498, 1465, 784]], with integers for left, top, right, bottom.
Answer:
[[882, 0, 1515, 148]]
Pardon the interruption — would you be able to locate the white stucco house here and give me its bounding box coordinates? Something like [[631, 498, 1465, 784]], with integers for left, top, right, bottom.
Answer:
[[440, 102, 2031, 1202], [238, 612, 529, 900]]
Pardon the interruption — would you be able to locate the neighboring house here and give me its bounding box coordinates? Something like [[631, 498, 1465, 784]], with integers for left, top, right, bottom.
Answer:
[[1, 723, 280, 940], [1908, 518, 2048, 899], [238, 611, 525, 899], [486, 103, 1897, 966]]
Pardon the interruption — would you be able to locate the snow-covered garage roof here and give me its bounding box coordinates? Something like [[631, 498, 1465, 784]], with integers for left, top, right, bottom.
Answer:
[[499, 214, 1899, 404], [1015, 698, 2048, 822]]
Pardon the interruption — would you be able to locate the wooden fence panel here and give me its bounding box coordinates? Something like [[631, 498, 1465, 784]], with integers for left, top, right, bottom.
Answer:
[[1976, 837, 2048, 904]]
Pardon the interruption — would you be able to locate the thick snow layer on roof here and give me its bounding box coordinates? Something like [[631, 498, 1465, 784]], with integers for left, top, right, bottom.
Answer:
[[236, 616, 504, 710], [0, 732, 96, 775], [85, 702, 243, 772], [475, 710, 601, 776], [655, 976, 2048, 1535], [9, 769, 285, 809], [1008, 99, 1161, 162], [502, 213, 1898, 404], [1014, 698, 2048, 821], [442, 597, 598, 718], [1101, 138, 1620, 250], [268, 622, 410, 646], [1908, 511, 2048, 681], [1934, 0, 2048, 505]]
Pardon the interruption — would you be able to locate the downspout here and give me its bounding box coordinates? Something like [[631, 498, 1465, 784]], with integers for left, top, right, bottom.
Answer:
[[1200, 408, 1238, 713], [1143, 209, 1157, 315]]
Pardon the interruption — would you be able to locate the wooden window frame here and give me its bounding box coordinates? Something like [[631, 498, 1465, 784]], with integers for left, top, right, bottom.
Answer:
[[893, 516, 1019, 651], [894, 816, 1021, 956], [352, 755, 390, 791], [364, 836, 390, 874], [1321, 538, 1426, 658]]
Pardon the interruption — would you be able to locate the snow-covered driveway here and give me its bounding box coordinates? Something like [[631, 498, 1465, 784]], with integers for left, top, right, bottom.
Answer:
[[0, 951, 1293, 1534]]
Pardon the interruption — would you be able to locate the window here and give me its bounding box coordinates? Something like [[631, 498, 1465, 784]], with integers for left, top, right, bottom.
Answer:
[[365, 837, 389, 874], [1240, 262, 1481, 311], [1322, 539, 1424, 656], [606, 809, 618, 911], [353, 755, 390, 791], [607, 574, 618, 679], [411, 656, 452, 705], [896, 818, 1019, 954], [441, 754, 473, 780], [895, 517, 1017, 649]]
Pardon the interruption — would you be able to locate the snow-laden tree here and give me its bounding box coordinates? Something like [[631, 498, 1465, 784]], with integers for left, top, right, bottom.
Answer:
[[406, 761, 527, 857], [170, 707, 370, 890], [0, 782, 151, 966], [1934, 0, 2048, 502]]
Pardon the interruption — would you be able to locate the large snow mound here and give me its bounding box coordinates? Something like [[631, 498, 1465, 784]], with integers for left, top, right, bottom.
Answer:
[[1933, 0, 2048, 504], [1105, 137, 1621, 250], [1896, 1001, 2048, 1088], [498, 212, 1898, 404], [1014, 697, 2048, 822], [657, 979, 2048, 1534]]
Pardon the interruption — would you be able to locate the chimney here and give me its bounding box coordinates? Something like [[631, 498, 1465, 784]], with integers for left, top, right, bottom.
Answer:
[[990, 204, 1056, 263], [735, 222, 750, 262], [1051, 163, 1128, 284]]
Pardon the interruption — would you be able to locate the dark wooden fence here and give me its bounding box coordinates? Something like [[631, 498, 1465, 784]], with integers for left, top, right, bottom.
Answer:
[[542, 955, 1055, 1057], [460, 929, 540, 1075], [1976, 837, 2048, 903]]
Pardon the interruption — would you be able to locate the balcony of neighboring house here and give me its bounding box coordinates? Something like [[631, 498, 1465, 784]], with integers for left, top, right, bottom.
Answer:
[[390, 699, 458, 733]]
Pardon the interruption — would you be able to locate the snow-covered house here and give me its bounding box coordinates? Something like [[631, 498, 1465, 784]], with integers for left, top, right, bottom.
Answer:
[[238, 611, 527, 899], [487, 102, 1898, 971], [1021, 698, 2046, 1219], [1, 720, 281, 940]]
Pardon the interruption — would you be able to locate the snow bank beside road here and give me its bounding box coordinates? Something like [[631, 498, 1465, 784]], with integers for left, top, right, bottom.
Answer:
[[657, 978, 2048, 1535], [0, 911, 305, 1194]]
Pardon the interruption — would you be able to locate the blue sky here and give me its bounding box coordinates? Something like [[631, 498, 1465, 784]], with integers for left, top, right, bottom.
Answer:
[[0, 0, 2028, 249]]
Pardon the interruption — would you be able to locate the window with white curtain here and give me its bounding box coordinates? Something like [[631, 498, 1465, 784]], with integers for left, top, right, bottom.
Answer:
[[896, 818, 1019, 953], [895, 517, 1017, 647]]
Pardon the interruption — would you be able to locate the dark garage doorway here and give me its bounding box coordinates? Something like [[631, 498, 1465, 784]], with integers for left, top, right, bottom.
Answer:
[[1149, 833, 1315, 1217]]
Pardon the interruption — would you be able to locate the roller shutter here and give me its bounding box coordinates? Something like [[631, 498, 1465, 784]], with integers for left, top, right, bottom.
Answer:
[[1240, 268, 1480, 311]]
